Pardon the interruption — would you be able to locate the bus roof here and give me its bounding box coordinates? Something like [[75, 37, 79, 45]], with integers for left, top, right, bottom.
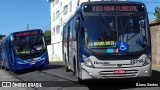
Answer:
[[63, 1, 146, 28], [1, 29, 43, 42], [11, 29, 42, 34]]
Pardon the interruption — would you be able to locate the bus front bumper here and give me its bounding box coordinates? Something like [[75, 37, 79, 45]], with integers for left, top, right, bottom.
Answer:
[[81, 63, 151, 80], [16, 58, 49, 70]]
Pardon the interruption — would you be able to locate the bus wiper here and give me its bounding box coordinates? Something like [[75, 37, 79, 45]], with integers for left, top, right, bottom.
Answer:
[[98, 13, 112, 32], [89, 46, 108, 49], [119, 13, 134, 42], [121, 13, 134, 32]]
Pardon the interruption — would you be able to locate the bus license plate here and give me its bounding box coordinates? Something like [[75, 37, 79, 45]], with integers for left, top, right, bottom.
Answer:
[[114, 70, 126, 74]]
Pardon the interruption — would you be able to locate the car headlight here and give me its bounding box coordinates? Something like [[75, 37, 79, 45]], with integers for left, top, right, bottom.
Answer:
[[82, 55, 94, 68], [143, 56, 151, 66]]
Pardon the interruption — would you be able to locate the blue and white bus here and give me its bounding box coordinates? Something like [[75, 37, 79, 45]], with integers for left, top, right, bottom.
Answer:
[[0, 29, 49, 73], [62, 1, 151, 82]]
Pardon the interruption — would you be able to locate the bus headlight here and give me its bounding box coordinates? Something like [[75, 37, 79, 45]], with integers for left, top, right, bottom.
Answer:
[[143, 56, 151, 66], [82, 55, 94, 68]]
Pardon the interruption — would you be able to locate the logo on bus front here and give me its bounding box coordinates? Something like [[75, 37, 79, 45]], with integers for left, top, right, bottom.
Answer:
[[130, 59, 143, 64], [34, 57, 41, 61], [94, 61, 110, 65]]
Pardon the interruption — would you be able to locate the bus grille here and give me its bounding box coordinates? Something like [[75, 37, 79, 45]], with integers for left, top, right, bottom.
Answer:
[[99, 70, 139, 78]]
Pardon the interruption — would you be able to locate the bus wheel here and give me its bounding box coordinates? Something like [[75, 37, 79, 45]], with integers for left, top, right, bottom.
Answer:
[[12, 70, 17, 74], [4, 65, 8, 71], [4, 62, 8, 71], [73, 59, 77, 76], [65, 65, 71, 72], [78, 77, 84, 84], [65, 57, 71, 72], [37, 66, 44, 70], [1, 64, 5, 69], [1, 66, 5, 69]]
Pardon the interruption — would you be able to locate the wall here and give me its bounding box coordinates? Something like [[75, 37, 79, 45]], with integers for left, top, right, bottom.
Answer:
[[150, 26, 160, 64]]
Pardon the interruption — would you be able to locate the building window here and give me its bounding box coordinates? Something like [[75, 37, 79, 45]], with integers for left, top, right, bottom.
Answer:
[[60, 17, 62, 22], [56, 26, 60, 34], [56, 10, 59, 19], [63, 5, 68, 15], [69, 2, 72, 12], [60, 2, 62, 7], [52, 27, 55, 35], [52, 1, 55, 7], [53, 13, 55, 21]]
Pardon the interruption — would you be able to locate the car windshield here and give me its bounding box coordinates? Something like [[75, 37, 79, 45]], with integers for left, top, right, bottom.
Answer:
[[13, 34, 46, 58], [84, 13, 148, 54]]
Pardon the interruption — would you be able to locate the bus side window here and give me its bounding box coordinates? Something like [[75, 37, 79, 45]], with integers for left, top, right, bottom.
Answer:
[[72, 17, 77, 41]]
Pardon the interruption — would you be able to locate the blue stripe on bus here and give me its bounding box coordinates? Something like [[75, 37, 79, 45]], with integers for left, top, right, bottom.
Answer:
[[15, 51, 49, 70]]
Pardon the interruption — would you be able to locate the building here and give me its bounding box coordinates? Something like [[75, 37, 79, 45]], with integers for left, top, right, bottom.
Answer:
[[47, 0, 126, 61]]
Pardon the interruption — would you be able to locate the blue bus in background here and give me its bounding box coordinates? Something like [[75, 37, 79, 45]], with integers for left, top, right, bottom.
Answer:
[[0, 29, 49, 73]]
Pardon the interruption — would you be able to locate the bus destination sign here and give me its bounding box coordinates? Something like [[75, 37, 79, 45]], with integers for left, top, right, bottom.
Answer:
[[15, 30, 39, 37], [92, 6, 137, 12], [83, 4, 145, 12]]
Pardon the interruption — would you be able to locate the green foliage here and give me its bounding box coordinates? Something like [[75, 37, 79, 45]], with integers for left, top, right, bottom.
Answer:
[[44, 30, 51, 45], [0, 34, 6, 40], [155, 7, 160, 22]]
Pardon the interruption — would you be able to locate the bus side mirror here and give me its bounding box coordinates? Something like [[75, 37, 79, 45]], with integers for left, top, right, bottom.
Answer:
[[136, 36, 147, 47], [11, 35, 14, 41]]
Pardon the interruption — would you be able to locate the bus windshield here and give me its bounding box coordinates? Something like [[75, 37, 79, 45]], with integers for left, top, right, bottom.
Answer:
[[84, 13, 148, 54], [13, 34, 46, 58]]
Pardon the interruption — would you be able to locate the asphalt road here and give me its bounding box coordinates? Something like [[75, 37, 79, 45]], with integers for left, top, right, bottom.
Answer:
[[0, 61, 160, 90]]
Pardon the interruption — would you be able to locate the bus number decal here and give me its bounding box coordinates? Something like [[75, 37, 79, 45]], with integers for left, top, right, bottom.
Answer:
[[130, 59, 143, 64]]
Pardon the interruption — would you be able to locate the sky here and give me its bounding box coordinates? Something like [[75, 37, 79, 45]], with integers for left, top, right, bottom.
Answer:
[[0, 0, 160, 35], [129, 0, 160, 20], [0, 0, 50, 35]]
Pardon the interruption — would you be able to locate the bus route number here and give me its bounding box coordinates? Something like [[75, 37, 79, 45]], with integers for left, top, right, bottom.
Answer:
[[130, 59, 143, 64]]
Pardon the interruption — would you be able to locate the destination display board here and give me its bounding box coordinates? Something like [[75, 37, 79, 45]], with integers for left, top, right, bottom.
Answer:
[[83, 4, 145, 12], [14, 30, 41, 37]]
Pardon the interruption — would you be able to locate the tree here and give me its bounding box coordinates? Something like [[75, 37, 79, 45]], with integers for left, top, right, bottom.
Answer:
[[44, 30, 51, 45], [155, 7, 160, 22], [0, 34, 6, 40]]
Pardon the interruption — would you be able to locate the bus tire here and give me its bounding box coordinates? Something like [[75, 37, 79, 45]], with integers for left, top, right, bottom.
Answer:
[[1, 64, 4, 69], [1, 66, 5, 69], [4, 62, 8, 71], [65, 65, 70, 72], [4, 65, 8, 71], [65, 56, 71, 72], [13, 70, 17, 74], [73, 58, 77, 76], [78, 77, 84, 84], [37, 66, 44, 70]]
